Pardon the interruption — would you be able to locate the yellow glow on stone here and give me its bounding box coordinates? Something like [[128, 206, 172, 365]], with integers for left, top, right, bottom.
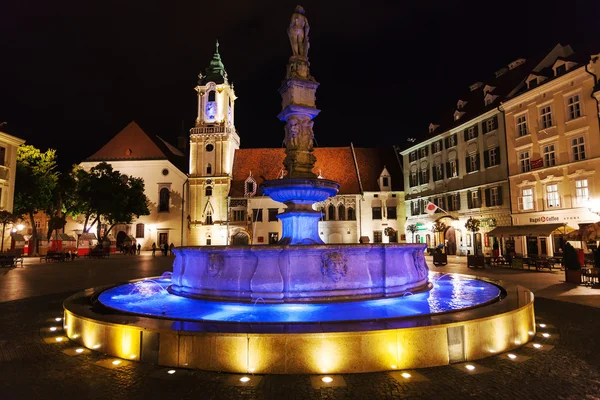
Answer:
[[401, 372, 411, 379], [321, 376, 333, 383], [508, 354, 517, 359], [390, 365, 397, 369], [112, 360, 122, 365], [239, 376, 251, 383], [465, 364, 475, 371]]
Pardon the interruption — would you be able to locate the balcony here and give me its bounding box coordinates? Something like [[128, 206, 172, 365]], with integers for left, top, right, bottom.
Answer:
[[191, 126, 235, 135], [0, 166, 9, 181]]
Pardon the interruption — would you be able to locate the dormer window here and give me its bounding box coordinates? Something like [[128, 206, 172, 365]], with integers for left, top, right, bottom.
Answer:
[[457, 100, 468, 109], [552, 60, 576, 76], [484, 93, 498, 106], [379, 166, 391, 191], [469, 82, 483, 91], [528, 78, 538, 89], [244, 174, 257, 197], [494, 67, 508, 78], [483, 85, 496, 95], [428, 123, 439, 134], [454, 110, 465, 121], [508, 58, 526, 70]]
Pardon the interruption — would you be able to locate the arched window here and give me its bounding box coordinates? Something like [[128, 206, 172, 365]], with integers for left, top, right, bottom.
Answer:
[[205, 209, 213, 225], [159, 188, 170, 212], [328, 204, 336, 221], [338, 204, 346, 221], [347, 207, 356, 221], [205, 186, 212, 197], [206, 163, 212, 174], [208, 90, 216, 102], [319, 207, 325, 221]]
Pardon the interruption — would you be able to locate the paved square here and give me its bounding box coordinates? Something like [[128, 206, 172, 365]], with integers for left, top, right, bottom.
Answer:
[[1, 254, 599, 399]]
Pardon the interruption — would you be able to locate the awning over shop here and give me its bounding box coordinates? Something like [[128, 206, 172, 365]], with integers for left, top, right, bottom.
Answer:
[[80, 232, 97, 240], [52, 233, 75, 241], [488, 223, 566, 237]]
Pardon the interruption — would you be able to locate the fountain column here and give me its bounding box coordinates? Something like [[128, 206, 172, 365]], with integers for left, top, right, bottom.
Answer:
[[262, 6, 339, 245]]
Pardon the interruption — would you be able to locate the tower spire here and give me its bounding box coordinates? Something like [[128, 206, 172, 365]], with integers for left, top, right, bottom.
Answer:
[[198, 39, 228, 85]]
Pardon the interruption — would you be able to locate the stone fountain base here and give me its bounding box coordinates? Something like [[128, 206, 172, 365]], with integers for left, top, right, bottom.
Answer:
[[169, 243, 430, 303]]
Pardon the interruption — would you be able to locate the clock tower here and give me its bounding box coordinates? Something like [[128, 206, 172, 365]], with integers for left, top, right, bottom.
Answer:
[[188, 41, 240, 246]]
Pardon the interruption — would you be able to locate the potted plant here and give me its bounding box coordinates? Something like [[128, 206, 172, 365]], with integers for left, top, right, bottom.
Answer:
[[431, 221, 447, 266], [406, 224, 417, 243], [563, 242, 582, 284], [465, 217, 484, 268]]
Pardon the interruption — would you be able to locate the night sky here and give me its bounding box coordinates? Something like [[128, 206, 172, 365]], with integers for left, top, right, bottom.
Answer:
[[1, 0, 598, 171]]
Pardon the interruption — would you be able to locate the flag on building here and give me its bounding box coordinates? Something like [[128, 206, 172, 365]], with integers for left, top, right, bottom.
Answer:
[[424, 201, 438, 215]]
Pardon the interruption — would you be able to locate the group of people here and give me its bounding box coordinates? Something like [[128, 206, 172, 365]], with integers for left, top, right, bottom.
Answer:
[[120, 243, 141, 255], [151, 242, 174, 256]]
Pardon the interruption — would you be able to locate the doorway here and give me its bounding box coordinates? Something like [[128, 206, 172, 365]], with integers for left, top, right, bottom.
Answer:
[[526, 236, 538, 256], [445, 227, 457, 255], [474, 233, 483, 256], [159, 232, 168, 247], [232, 232, 249, 245]]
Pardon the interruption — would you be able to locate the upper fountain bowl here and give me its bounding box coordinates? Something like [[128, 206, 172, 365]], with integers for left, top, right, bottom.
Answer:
[[261, 178, 340, 205]]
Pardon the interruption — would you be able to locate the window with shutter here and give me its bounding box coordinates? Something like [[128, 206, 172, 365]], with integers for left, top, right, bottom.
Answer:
[[467, 191, 473, 209], [465, 157, 471, 173], [485, 188, 491, 207], [497, 186, 503, 205], [432, 167, 437, 181], [484, 150, 490, 168]]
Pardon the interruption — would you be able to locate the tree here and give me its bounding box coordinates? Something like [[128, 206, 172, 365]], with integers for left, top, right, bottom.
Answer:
[[14, 145, 59, 256], [67, 163, 150, 241], [465, 217, 482, 255], [0, 211, 16, 252], [431, 221, 447, 247], [406, 224, 417, 243]]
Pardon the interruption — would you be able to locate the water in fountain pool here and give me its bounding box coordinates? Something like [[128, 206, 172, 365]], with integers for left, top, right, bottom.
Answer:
[[97, 272, 502, 324]]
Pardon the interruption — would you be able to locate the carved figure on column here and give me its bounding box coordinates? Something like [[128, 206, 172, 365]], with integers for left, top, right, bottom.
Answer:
[[284, 116, 314, 151], [287, 5, 310, 58]]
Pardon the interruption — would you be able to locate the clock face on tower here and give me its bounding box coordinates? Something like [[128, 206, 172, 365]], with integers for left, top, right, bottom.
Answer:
[[205, 101, 217, 121]]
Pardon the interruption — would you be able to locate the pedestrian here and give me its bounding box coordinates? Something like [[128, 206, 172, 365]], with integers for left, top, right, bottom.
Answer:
[[163, 242, 168, 256], [137, 243, 141, 255], [169, 242, 174, 256], [151, 242, 156, 256]]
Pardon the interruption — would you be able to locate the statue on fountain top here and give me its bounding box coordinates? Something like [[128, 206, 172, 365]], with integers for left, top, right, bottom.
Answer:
[[287, 5, 310, 59], [286, 6, 314, 81]]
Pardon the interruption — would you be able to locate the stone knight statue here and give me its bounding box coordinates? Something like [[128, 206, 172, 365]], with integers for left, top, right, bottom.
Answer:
[[287, 5, 310, 58]]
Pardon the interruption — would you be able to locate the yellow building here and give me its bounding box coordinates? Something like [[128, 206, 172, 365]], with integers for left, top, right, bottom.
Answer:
[[501, 45, 600, 256]]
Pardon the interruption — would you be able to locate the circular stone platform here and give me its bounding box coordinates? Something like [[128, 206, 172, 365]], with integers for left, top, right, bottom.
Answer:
[[63, 273, 535, 374]]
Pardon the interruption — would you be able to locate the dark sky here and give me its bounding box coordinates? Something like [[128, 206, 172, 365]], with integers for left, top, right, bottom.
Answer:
[[1, 0, 598, 170]]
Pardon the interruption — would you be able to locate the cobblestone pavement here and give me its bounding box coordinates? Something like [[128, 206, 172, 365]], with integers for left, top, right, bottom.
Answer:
[[0, 255, 599, 399]]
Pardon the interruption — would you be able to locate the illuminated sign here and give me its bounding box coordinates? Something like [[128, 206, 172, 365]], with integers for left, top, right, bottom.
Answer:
[[529, 216, 559, 223]]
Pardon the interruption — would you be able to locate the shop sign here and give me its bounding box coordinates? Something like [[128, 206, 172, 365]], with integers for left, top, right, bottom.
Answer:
[[415, 222, 427, 231], [529, 216, 560, 224], [530, 158, 544, 170]]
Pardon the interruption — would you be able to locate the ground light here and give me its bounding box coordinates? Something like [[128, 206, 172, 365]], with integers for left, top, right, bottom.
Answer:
[[55, 337, 63, 342], [401, 372, 411, 379], [239, 376, 251, 383], [321, 376, 333, 383], [542, 333, 550, 338], [112, 360, 122, 366], [55, 317, 62, 322], [465, 364, 475, 371], [75, 348, 84, 353], [50, 327, 57, 332], [533, 343, 542, 349], [167, 370, 176, 375], [507, 354, 517, 359], [539, 324, 546, 328]]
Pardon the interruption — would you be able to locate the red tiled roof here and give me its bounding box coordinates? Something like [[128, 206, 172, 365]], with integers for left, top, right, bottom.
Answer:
[[229, 146, 402, 197], [85, 121, 187, 172]]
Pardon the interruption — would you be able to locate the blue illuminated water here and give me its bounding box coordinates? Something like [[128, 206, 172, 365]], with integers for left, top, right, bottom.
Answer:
[[97, 272, 501, 324]]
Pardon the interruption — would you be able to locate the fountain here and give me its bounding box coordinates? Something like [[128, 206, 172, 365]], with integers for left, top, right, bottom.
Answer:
[[62, 6, 535, 374]]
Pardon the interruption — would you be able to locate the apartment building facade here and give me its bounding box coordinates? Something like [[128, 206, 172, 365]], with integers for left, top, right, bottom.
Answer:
[[503, 46, 600, 256]]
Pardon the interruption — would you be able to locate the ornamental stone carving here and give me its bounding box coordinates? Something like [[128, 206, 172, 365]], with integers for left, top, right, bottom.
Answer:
[[412, 249, 428, 280], [321, 252, 348, 282], [207, 253, 224, 277]]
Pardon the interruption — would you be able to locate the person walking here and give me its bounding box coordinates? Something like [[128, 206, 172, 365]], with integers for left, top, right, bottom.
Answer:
[[137, 243, 141, 255], [151, 242, 156, 256], [163, 242, 168, 256], [169, 242, 174, 256]]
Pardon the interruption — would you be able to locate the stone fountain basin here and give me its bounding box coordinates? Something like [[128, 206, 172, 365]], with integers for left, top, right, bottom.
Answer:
[[169, 243, 430, 303], [261, 178, 340, 204]]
